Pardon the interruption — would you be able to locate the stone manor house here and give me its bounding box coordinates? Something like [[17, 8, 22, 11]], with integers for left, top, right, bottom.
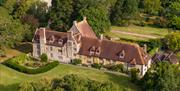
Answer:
[[32, 17, 151, 76]]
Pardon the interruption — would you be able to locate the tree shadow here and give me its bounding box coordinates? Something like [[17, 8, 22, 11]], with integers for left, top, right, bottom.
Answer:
[[0, 83, 19, 91], [104, 72, 142, 91], [13, 42, 32, 53]]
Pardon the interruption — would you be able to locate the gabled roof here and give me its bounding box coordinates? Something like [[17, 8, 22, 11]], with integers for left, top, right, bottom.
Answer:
[[33, 28, 68, 47], [79, 37, 150, 65], [73, 17, 97, 39]]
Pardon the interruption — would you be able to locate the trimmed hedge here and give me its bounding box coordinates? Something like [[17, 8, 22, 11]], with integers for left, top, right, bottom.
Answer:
[[3, 60, 59, 74]]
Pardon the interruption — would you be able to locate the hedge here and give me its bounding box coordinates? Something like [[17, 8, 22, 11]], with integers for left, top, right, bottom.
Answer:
[[3, 60, 59, 74]]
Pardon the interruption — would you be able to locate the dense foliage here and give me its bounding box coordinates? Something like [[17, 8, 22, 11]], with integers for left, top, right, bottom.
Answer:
[[3, 57, 59, 74], [141, 62, 180, 91], [164, 32, 180, 51], [18, 74, 118, 91], [40, 53, 48, 62], [104, 64, 126, 73], [72, 58, 82, 65], [91, 63, 103, 69]]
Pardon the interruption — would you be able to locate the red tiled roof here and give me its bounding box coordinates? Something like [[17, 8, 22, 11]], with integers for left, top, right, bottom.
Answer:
[[79, 37, 149, 65], [33, 28, 68, 47], [76, 20, 97, 39]]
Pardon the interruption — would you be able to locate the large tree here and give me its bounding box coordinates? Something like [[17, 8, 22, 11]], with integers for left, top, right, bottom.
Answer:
[[164, 32, 180, 51], [49, 0, 74, 32], [0, 7, 29, 48], [79, 5, 111, 36], [141, 62, 179, 91], [110, 0, 139, 26], [144, 0, 161, 15]]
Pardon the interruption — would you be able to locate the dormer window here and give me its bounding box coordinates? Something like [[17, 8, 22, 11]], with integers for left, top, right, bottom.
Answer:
[[95, 47, 101, 55], [119, 50, 125, 59], [58, 39, 63, 45], [49, 35, 55, 43], [89, 46, 95, 55]]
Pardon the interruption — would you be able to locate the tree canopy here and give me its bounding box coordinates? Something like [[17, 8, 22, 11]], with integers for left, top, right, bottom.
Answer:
[[141, 62, 180, 91]]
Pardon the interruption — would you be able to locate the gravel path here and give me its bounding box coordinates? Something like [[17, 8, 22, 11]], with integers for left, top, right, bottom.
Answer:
[[112, 30, 158, 39]]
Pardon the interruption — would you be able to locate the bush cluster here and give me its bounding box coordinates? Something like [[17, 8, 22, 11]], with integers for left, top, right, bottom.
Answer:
[[40, 53, 48, 62], [91, 63, 103, 69], [71, 59, 82, 65], [104, 64, 126, 73], [3, 60, 59, 74], [18, 74, 118, 91]]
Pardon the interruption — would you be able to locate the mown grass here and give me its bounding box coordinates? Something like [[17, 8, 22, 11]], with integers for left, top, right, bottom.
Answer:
[[111, 25, 169, 37], [0, 64, 140, 91], [105, 31, 150, 41], [0, 42, 32, 63]]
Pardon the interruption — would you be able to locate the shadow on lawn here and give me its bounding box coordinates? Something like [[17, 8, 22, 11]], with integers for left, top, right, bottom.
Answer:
[[105, 72, 141, 91], [13, 42, 32, 53], [0, 83, 19, 91]]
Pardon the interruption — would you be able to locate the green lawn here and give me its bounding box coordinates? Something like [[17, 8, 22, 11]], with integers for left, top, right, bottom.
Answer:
[[107, 25, 169, 42], [111, 25, 169, 37], [0, 64, 140, 91], [105, 31, 150, 41], [0, 42, 32, 63]]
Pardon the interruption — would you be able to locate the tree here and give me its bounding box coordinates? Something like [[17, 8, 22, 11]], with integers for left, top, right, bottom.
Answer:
[[110, 0, 139, 26], [164, 32, 180, 51], [144, 0, 161, 15], [27, 1, 49, 27], [0, 7, 28, 48], [141, 62, 179, 91], [40, 53, 48, 62], [79, 5, 111, 35], [14, 0, 36, 18], [49, 0, 74, 32]]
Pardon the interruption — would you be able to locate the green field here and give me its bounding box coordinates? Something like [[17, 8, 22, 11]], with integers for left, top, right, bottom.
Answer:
[[106, 25, 169, 41], [0, 64, 140, 91]]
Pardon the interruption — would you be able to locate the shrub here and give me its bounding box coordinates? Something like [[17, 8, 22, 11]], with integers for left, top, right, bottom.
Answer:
[[91, 63, 102, 69], [40, 53, 48, 62], [104, 64, 125, 73], [3, 60, 59, 74], [130, 68, 139, 82], [71, 59, 82, 65]]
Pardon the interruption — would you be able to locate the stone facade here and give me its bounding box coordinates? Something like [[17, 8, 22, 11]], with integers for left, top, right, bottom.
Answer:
[[32, 18, 151, 76]]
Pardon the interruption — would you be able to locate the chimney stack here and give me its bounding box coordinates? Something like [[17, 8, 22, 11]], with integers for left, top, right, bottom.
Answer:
[[100, 34, 103, 40], [144, 44, 147, 52], [83, 16, 87, 21], [73, 21, 77, 25]]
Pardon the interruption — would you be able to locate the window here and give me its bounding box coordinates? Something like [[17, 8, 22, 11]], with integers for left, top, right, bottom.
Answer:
[[50, 47, 53, 51], [89, 46, 95, 55], [58, 56, 62, 59], [119, 50, 125, 59], [58, 39, 63, 45], [58, 49, 62, 53], [50, 53, 53, 57], [95, 47, 101, 55]]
